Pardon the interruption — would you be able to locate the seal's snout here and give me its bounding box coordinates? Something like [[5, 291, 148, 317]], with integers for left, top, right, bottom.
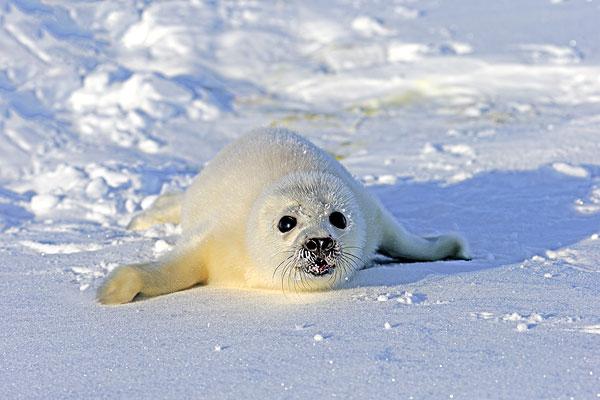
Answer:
[[304, 237, 334, 253], [303, 237, 336, 276]]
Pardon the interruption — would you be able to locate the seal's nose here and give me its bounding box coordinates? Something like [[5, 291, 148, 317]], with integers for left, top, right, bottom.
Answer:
[[305, 237, 334, 253]]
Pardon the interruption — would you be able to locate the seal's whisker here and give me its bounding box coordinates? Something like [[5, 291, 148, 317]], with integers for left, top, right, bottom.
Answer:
[[281, 260, 295, 295], [299, 268, 310, 291], [341, 250, 363, 262], [341, 246, 363, 250], [343, 253, 362, 269], [338, 257, 353, 283], [342, 256, 362, 268], [294, 268, 303, 295], [339, 254, 361, 273], [273, 254, 294, 280], [290, 267, 296, 294], [327, 265, 339, 286]]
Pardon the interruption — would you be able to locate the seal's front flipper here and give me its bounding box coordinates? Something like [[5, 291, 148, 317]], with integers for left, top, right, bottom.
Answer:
[[97, 239, 207, 305], [378, 209, 471, 262], [127, 192, 183, 231]]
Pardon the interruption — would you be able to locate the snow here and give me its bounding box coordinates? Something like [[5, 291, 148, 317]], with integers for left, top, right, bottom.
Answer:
[[377, 294, 389, 302], [1, 0, 600, 398]]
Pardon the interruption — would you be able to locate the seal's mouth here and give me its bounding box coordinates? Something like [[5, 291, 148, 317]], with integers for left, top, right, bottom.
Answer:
[[304, 257, 335, 276]]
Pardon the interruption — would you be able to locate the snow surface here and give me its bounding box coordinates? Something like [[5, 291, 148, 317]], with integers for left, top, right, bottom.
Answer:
[[1, 0, 600, 398]]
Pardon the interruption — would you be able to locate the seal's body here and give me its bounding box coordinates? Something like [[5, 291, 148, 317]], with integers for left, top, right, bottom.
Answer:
[[98, 128, 469, 304]]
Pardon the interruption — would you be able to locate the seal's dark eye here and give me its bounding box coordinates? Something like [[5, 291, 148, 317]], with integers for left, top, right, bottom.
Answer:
[[329, 211, 347, 229], [278, 216, 297, 233]]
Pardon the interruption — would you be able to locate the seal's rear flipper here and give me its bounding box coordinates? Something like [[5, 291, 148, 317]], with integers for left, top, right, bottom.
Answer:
[[127, 192, 183, 231], [378, 209, 471, 262]]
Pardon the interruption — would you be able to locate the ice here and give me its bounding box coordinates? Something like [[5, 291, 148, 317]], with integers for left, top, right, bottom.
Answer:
[[470, 312, 495, 320], [552, 163, 589, 178], [579, 325, 600, 335], [442, 144, 475, 158], [397, 291, 414, 305], [1, 0, 600, 398], [393, 6, 421, 20], [503, 312, 523, 322], [30, 194, 60, 215], [528, 313, 544, 324], [351, 16, 393, 37], [21, 240, 103, 255], [516, 323, 529, 332], [153, 239, 173, 256], [138, 138, 162, 154], [376, 294, 389, 302], [519, 44, 582, 65], [85, 178, 110, 199], [387, 42, 428, 63]]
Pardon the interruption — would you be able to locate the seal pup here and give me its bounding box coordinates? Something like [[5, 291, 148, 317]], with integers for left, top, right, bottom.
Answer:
[[98, 127, 470, 304]]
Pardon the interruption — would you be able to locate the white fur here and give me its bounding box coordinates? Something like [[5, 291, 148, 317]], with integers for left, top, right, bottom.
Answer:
[[97, 128, 470, 304]]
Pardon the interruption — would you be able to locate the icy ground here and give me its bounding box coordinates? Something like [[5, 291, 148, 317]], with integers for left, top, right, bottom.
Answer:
[[1, 0, 600, 398]]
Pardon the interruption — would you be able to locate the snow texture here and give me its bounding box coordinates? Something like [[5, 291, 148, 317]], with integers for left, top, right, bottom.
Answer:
[[1, 0, 599, 398]]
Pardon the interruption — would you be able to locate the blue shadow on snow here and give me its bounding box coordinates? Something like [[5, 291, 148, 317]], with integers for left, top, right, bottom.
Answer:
[[351, 165, 600, 287]]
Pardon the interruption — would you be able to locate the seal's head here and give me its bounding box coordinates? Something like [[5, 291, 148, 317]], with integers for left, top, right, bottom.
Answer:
[[247, 172, 366, 291]]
